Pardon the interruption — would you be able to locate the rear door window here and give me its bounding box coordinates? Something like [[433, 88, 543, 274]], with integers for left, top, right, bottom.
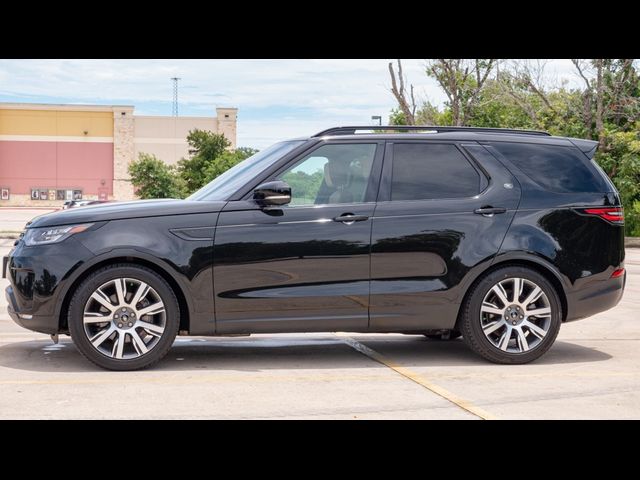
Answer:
[[391, 143, 482, 201], [490, 142, 608, 193]]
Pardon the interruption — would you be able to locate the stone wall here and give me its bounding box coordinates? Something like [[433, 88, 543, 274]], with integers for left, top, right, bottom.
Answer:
[[112, 106, 136, 201], [216, 108, 238, 149]]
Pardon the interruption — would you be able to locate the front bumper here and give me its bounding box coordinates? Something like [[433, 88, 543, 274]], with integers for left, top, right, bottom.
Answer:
[[3, 237, 95, 335], [5, 285, 59, 334]]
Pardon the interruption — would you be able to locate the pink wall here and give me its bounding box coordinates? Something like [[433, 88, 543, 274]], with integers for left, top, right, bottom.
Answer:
[[0, 141, 113, 194]]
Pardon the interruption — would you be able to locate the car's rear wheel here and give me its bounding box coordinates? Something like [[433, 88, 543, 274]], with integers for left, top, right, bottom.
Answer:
[[460, 266, 561, 364], [68, 264, 179, 371]]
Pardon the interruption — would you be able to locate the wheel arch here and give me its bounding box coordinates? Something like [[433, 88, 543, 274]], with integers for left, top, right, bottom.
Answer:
[[455, 253, 569, 326], [56, 250, 192, 334]]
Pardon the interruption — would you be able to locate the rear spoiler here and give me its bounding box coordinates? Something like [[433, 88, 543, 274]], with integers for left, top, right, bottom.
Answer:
[[569, 138, 598, 159]]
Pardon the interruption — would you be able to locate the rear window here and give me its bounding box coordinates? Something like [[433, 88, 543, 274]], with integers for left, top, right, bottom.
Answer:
[[391, 143, 481, 200], [490, 142, 607, 193]]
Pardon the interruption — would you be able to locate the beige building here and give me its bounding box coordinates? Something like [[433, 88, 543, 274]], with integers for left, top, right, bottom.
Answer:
[[114, 106, 237, 200], [0, 103, 237, 206], [135, 108, 238, 165]]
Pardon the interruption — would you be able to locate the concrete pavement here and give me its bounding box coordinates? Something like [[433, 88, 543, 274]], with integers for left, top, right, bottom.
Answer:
[[0, 208, 57, 233], [0, 239, 638, 419]]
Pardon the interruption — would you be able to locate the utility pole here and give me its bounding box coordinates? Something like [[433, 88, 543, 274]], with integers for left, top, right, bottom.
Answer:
[[171, 77, 181, 116]]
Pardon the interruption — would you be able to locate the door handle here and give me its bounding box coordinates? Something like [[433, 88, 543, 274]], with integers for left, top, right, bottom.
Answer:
[[333, 213, 369, 224], [474, 207, 507, 217]]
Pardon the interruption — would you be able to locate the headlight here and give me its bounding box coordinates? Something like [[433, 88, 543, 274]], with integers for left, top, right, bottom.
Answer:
[[23, 224, 93, 246]]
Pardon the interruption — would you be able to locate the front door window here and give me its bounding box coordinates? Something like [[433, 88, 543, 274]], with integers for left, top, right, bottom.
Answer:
[[278, 143, 377, 206]]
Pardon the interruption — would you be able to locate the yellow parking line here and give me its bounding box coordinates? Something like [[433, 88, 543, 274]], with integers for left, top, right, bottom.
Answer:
[[339, 335, 497, 420]]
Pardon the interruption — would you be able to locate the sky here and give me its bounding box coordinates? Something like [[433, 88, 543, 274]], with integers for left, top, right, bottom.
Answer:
[[0, 59, 582, 149]]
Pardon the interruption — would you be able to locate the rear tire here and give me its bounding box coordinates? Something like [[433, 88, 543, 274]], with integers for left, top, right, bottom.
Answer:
[[460, 266, 561, 364], [68, 264, 179, 371]]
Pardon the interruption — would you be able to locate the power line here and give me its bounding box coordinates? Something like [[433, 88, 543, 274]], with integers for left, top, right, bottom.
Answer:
[[171, 77, 181, 116]]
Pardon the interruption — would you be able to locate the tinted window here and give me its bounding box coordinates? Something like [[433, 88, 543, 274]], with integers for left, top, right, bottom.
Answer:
[[187, 140, 305, 201], [391, 143, 481, 201], [490, 142, 606, 193], [278, 143, 377, 205]]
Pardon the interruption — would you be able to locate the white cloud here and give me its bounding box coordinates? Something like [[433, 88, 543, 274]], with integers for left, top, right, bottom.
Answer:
[[0, 59, 585, 148]]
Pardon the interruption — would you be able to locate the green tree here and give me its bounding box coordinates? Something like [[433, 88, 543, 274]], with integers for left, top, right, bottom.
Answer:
[[465, 79, 538, 129], [202, 149, 253, 184], [235, 147, 259, 159], [128, 153, 184, 199], [425, 59, 497, 125], [388, 107, 407, 125], [596, 127, 640, 235], [177, 130, 230, 193], [386, 59, 640, 235], [281, 170, 324, 204], [389, 103, 450, 126]]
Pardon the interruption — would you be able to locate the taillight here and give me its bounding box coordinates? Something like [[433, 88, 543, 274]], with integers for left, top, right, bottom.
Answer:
[[611, 268, 625, 278], [580, 207, 624, 225]]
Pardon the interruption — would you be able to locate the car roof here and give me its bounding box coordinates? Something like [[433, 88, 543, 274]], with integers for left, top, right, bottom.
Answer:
[[294, 126, 598, 156]]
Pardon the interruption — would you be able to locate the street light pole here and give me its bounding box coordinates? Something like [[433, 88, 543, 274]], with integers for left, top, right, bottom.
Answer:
[[371, 115, 382, 126]]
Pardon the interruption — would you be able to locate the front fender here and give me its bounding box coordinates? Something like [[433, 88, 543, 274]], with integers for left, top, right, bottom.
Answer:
[[55, 213, 218, 335], [53, 248, 184, 317]]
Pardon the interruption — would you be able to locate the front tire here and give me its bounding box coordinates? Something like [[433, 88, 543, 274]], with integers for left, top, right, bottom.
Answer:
[[460, 266, 561, 364], [68, 264, 180, 371]]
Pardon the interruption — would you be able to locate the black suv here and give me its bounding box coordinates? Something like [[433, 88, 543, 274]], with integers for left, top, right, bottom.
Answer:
[[3, 126, 626, 370]]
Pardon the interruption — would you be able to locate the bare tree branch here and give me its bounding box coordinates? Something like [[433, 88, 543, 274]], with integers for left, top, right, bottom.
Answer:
[[388, 59, 416, 125], [570, 59, 594, 136], [496, 73, 538, 122], [410, 84, 416, 118], [525, 77, 556, 112], [514, 60, 557, 114], [425, 59, 497, 125], [463, 59, 497, 123], [595, 59, 605, 147], [572, 59, 592, 89], [609, 59, 637, 125]]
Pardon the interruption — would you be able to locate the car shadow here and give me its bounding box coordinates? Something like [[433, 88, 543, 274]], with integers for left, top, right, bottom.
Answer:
[[0, 334, 612, 373], [354, 336, 613, 367]]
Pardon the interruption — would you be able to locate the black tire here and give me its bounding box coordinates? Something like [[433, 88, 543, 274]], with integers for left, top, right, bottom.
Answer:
[[68, 263, 179, 371], [423, 330, 462, 340], [460, 265, 562, 364]]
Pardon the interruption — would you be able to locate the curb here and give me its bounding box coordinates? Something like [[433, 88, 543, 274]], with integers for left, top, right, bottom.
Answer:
[[626, 237, 640, 248]]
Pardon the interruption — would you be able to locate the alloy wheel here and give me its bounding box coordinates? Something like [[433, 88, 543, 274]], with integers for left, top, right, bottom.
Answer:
[[480, 277, 552, 353], [82, 278, 166, 359]]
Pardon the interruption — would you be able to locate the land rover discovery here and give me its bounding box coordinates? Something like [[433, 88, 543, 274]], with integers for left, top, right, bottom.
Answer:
[[3, 126, 626, 370]]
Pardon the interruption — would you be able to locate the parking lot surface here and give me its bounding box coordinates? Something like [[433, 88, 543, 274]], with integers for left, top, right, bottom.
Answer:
[[0, 208, 57, 233], [1, 238, 638, 419]]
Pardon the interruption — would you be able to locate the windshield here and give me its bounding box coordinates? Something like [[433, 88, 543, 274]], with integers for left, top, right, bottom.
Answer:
[[187, 140, 306, 201]]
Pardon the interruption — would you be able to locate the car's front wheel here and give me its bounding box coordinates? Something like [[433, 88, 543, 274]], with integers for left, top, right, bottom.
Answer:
[[460, 266, 561, 364], [68, 264, 179, 371]]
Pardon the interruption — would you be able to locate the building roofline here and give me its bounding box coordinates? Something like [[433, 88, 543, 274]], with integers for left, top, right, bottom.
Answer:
[[134, 115, 217, 120], [0, 102, 135, 112], [1, 103, 238, 118]]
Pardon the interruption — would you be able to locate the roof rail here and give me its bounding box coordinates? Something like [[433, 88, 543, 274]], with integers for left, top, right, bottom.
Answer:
[[312, 125, 551, 137]]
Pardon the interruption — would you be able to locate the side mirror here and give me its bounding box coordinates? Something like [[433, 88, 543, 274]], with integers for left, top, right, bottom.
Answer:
[[253, 181, 291, 207]]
